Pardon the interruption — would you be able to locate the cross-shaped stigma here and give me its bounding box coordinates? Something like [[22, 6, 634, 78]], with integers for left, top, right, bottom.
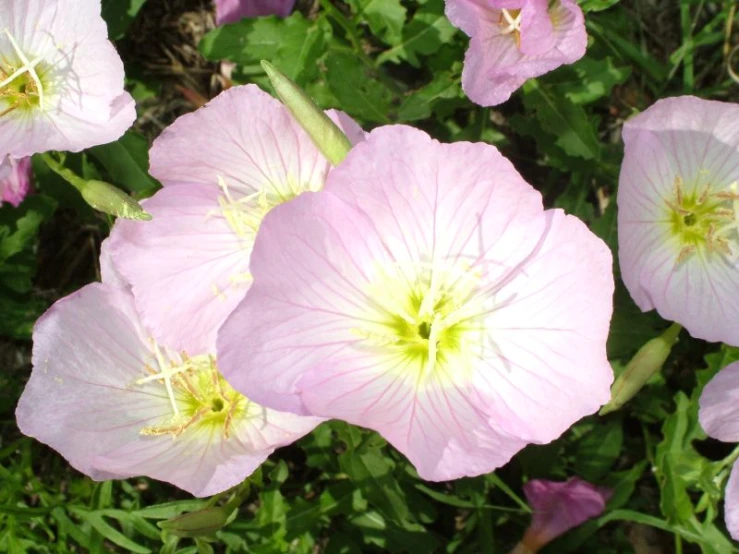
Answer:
[[1, 29, 45, 109]]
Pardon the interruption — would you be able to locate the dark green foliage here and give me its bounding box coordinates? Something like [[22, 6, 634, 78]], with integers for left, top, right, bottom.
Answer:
[[3, 1, 739, 553]]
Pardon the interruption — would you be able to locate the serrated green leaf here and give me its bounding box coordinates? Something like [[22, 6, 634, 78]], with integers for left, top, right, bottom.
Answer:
[[522, 80, 601, 160], [199, 13, 327, 85], [376, 0, 456, 67], [563, 57, 631, 105], [325, 50, 394, 123], [574, 418, 623, 481], [349, 0, 407, 46], [339, 436, 409, 524], [398, 69, 461, 121]]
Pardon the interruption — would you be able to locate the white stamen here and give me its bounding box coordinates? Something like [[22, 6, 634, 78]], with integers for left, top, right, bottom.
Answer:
[[500, 9, 522, 35], [2, 29, 45, 109], [135, 343, 190, 417]]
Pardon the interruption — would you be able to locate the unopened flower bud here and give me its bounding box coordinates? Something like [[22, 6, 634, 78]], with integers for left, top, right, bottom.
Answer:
[[158, 506, 232, 538], [79, 180, 152, 221], [261, 60, 352, 166], [600, 323, 681, 415]]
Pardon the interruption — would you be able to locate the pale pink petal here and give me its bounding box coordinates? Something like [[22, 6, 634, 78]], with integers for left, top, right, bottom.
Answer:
[[16, 284, 172, 482], [127, 86, 363, 351], [699, 362, 739, 443], [0, 156, 31, 206], [448, 0, 587, 106], [149, 85, 362, 195], [16, 283, 321, 497], [99, 237, 129, 289], [726, 461, 739, 541], [618, 96, 739, 345], [0, 0, 136, 158], [522, 478, 611, 549], [480, 210, 613, 443], [214, 0, 296, 25], [518, 0, 556, 56], [218, 125, 613, 480], [109, 184, 250, 353]]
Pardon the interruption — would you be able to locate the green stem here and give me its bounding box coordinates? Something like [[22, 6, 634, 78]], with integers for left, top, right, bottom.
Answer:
[[488, 473, 532, 513], [40, 151, 87, 192]]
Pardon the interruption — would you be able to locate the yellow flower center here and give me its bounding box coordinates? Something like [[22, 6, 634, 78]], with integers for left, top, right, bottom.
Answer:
[[0, 30, 50, 116], [667, 175, 739, 263], [209, 175, 322, 290], [133, 343, 250, 439], [354, 261, 489, 388]]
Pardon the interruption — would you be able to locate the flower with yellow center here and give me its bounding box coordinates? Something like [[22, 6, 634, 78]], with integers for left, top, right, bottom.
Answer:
[[16, 283, 323, 497], [109, 85, 364, 353], [618, 95, 739, 345], [1, 0, 136, 159], [218, 126, 614, 481]]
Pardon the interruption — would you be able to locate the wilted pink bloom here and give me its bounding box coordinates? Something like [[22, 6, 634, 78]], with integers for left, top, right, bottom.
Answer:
[[0, 0, 136, 159], [517, 478, 611, 551], [109, 85, 363, 353], [699, 361, 739, 540], [445, 0, 587, 106], [214, 0, 296, 25], [217, 126, 614, 480], [618, 96, 739, 345], [16, 282, 323, 497], [0, 156, 31, 207]]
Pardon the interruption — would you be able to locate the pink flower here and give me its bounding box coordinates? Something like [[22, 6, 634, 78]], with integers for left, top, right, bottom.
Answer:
[[520, 478, 611, 551], [699, 361, 739, 540], [445, 0, 587, 106], [0, 0, 136, 159], [108, 85, 364, 353], [217, 125, 614, 481], [617, 96, 739, 345], [214, 0, 296, 25], [16, 281, 323, 497], [0, 156, 31, 207]]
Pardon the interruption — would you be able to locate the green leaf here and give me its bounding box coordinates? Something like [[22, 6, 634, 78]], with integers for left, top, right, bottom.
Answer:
[[377, 0, 456, 67], [522, 80, 602, 160], [398, 69, 461, 122], [561, 57, 631, 105], [69, 508, 152, 554], [349, 0, 407, 46], [339, 435, 409, 524], [656, 392, 705, 523], [88, 131, 160, 197], [578, 0, 621, 13], [574, 418, 624, 481], [599, 510, 738, 553], [199, 13, 327, 85], [101, 0, 148, 40], [325, 50, 394, 123]]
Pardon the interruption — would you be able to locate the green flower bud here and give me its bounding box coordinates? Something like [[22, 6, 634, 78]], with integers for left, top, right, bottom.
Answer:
[[158, 506, 233, 538], [79, 180, 152, 221], [600, 323, 681, 415], [261, 60, 352, 166]]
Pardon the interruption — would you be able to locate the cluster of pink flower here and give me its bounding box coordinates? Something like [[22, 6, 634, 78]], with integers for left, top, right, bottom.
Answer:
[[5, 0, 739, 545]]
